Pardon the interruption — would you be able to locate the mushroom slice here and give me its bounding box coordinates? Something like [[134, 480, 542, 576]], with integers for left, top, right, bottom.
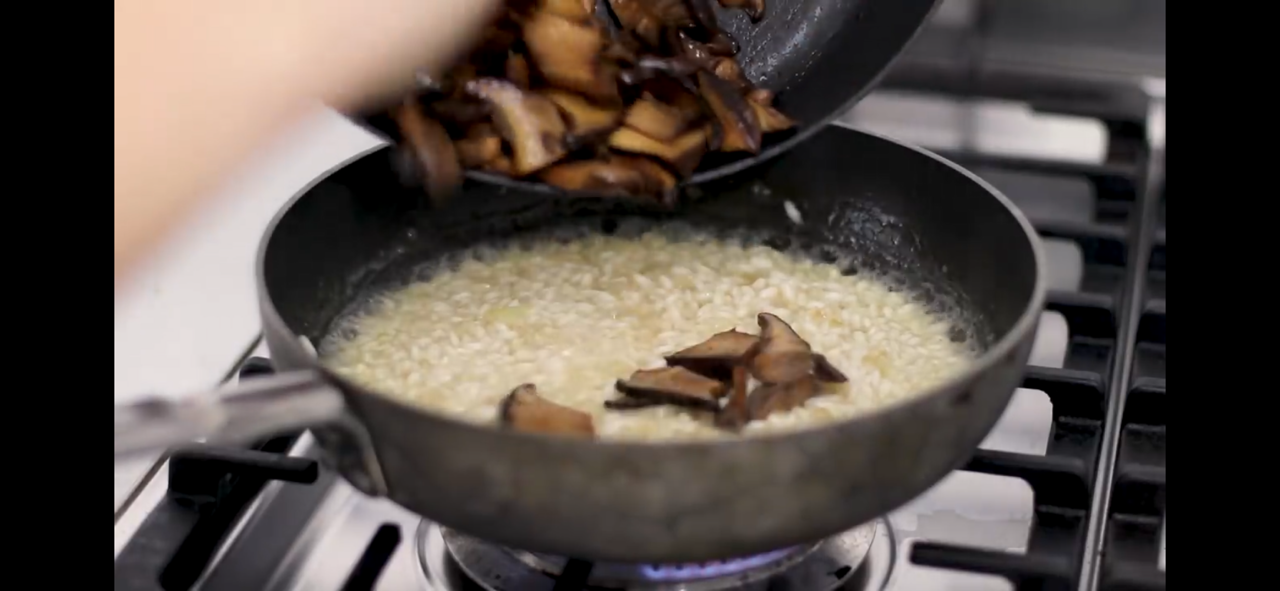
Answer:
[[683, 0, 740, 55], [749, 312, 814, 384], [392, 99, 463, 202], [426, 98, 491, 135], [604, 397, 664, 410], [747, 375, 819, 421], [499, 384, 596, 438], [505, 52, 532, 89], [747, 88, 774, 106], [465, 78, 569, 175], [716, 0, 765, 22], [615, 366, 727, 411], [613, 154, 680, 199], [482, 155, 516, 175], [541, 155, 676, 201], [544, 0, 597, 21], [522, 11, 620, 103], [608, 126, 708, 177], [697, 70, 762, 153], [714, 364, 752, 429], [619, 56, 700, 87], [711, 57, 751, 91], [455, 133, 504, 168], [665, 329, 760, 380], [623, 93, 696, 142], [813, 353, 849, 383], [543, 90, 623, 138], [747, 93, 797, 134], [608, 0, 694, 46]]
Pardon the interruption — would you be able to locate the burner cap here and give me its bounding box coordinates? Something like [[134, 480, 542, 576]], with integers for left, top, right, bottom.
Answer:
[[418, 520, 884, 591]]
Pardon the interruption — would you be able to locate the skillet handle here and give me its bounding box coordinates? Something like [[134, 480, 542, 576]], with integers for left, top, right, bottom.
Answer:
[[114, 370, 346, 459]]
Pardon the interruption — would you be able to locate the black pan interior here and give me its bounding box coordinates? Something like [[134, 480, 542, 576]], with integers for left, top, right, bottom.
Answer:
[[354, 0, 942, 185], [262, 126, 1038, 363]]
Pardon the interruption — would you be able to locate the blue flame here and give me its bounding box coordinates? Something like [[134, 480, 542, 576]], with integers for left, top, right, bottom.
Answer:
[[639, 547, 799, 581]]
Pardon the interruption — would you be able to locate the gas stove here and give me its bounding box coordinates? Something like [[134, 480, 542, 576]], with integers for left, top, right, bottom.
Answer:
[[113, 44, 1165, 591]]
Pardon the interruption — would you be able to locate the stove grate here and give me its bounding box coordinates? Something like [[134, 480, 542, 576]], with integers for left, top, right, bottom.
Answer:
[[114, 80, 1166, 591]]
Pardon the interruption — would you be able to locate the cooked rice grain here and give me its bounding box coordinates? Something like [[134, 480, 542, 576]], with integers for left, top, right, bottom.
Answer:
[[325, 232, 976, 440]]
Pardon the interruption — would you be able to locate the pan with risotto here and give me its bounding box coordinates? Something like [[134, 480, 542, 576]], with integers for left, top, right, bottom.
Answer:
[[114, 126, 1046, 562]]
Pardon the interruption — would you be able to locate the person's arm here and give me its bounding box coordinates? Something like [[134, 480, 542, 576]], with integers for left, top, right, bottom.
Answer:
[[114, 0, 499, 279]]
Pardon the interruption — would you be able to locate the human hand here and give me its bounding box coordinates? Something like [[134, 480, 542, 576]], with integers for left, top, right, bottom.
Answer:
[[114, 0, 503, 278]]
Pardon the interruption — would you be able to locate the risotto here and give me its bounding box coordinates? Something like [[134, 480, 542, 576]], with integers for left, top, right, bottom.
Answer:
[[324, 231, 976, 441]]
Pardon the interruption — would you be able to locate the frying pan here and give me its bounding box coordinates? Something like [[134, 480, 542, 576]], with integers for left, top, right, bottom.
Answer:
[[357, 0, 946, 191], [115, 124, 1046, 561]]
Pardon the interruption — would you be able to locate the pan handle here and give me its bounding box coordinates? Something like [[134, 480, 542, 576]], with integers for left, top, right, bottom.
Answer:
[[114, 370, 346, 459]]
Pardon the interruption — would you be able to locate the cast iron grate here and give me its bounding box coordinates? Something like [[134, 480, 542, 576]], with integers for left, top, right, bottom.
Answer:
[[897, 85, 1164, 589]]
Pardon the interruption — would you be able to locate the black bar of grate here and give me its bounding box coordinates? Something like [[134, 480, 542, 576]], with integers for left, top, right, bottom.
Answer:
[[1032, 220, 1129, 269], [168, 447, 318, 491], [158, 434, 305, 591], [963, 450, 1090, 511], [1078, 100, 1165, 591], [340, 524, 402, 591], [1099, 562, 1165, 591], [1046, 291, 1116, 340], [551, 559, 595, 591], [1023, 366, 1106, 422], [911, 542, 1074, 590], [119, 356, 315, 591]]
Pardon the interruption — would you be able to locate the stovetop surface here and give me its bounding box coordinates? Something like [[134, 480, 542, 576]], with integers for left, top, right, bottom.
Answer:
[[114, 59, 1165, 591]]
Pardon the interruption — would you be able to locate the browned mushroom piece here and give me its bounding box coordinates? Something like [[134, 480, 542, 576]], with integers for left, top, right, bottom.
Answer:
[[613, 154, 680, 198], [697, 70, 762, 153], [608, 126, 708, 177], [544, 0, 598, 21], [540, 155, 677, 201], [665, 329, 760, 380], [465, 78, 569, 175], [425, 98, 491, 135], [704, 32, 740, 57], [747, 375, 819, 420], [608, 0, 695, 46], [543, 90, 623, 139], [615, 366, 727, 411], [619, 56, 701, 87], [747, 94, 797, 134], [455, 133, 505, 168], [482, 155, 517, 175], [642, 76, 705, 118], [522, 11, 621, 103], [747, 88, 774, 106], [499, 384, 596, 438], [714, 363, 752, 429], [716, 0, 766, 22], [711, 57, 751, 91], [392, 99, 463, 202], [813, 353, 850, 383], [622, 93, 697, 142], [683, 0, 740, 55], [603, 397, 664, 410], [749, 312, 815, 384], [505, 52, 532, 89]]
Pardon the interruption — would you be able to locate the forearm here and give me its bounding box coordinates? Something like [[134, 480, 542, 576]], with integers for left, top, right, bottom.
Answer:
[[113, 0, 501, 279], [114, 2, 322, 278]]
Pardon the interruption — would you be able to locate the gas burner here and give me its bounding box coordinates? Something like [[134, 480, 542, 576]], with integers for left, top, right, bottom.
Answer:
[[417, 519, 895, 591]]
